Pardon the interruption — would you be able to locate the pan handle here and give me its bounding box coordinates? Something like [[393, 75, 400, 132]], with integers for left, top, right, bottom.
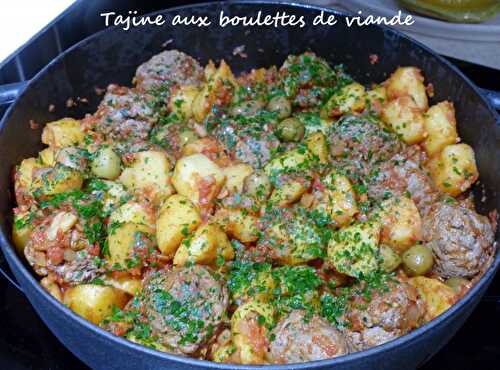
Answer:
[[0, 81, 28, 106], [0, 253, 23, 292]]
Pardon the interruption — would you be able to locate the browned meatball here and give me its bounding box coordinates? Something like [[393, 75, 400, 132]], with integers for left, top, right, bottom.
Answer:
[[134, 49, 204, 90], [141, 265, 229, 355], [368, 147, 439, 214], [268, 310, 351, 364], [329, 115, 403, 178], [423, 202, 495, 278], [344, 276, 424, 350]]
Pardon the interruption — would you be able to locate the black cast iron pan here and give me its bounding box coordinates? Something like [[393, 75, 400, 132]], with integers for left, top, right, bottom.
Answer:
[[0, 2, 499, 370]]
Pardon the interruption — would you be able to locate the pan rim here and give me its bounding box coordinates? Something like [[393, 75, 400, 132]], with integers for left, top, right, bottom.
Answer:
[[0, 1, 499, 369]]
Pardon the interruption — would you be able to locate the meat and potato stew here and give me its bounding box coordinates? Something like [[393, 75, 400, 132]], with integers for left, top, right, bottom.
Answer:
[[11, 50, 496, 364]]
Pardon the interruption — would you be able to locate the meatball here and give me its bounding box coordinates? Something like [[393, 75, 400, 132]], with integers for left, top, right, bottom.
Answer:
[[423, 202, 495, 278], [268, 310, 351, 364], [344, 276, 424, 350], [368, 147, 439, 214], [141, 265, 229, 355], [329, 115, 403, 178], [134, 49, 204, 90]]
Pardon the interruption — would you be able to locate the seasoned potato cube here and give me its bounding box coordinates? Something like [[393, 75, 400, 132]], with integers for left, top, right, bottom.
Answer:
[[231, 301, 274, 364], [108, 201, 155, 233], [172, 153, 225, 206], [381, 96, 426, 144], [427, 143, 479, 196], [107, 222, 146, 267], [193, 60, 237, 122], [39, 147, 57, 166], [316, 171, 358, 228], [378, 196, 422, 254], [12, 211, 34, 254], [41, 118, 84, 148], [422, 101, 458, 156], [365, 85, 387, 114], [327, 221, 381, 278], [223, 164, 253, 194], [264, 148, 313, 177], [305, 131, 329, 163], [322, 82, 366, 118], [231, 269, 275, 304], [409, 276, 456, 322], [269, 179, 308, 207], [214, 208, 260, 243], [119, 151, 173, 205], [168, 85, 200, 119], [40, 277, 63, 302], [14, 157, 41, 194], [386, 67, 428, 110], [156, 194, 201, 258], [31, 164, 83, 198], [63, 284, 129, 325], [105, 275, 142, 296], [100, 181, 130, 214], [173, 223, 234, 266]]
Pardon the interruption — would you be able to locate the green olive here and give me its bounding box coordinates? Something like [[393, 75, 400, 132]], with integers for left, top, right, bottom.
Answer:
[[243, 171, 272, 199], [91, 147, 121, 180], [267, 96, 292, 119], [276, 117, 304, 142], [179, 130, 198, 147], [230, 100, 265, 117], [445, 277, 469, 293], [402, 245, 434, 276], [380, 244, 402, 273]]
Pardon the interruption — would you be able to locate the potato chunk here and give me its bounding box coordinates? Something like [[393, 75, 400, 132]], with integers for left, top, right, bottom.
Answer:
[[214, 208, 260, 243], [315, 171, 358, 228], [41, 118, 84, 148], [168, 85, 200, 119], [119, 150, 173, 205], [365, 85, 387, 114], [322, 82, 366, 118], [381, 96, 426, 144], [172, 153, 225, 206], [422, 101, 458, 156], [408, 276, 456, 322], [156, 194, 202, 258], [378, 197, 422, 254], [231, 301, 274, 364], [12, 211, 34, 254], [108, 201, 155, 231], [64, 284, 129, 324], [264, 148, 313, 177], [223, 164, 253, 194], [305, 131, 329, 163], [173, 223, 234, 266], [31, 165, 83, 198], [269, 179, 308, 207], [327, 221, 381, 278], [386, 67, 428, 110], [427, 143, 479, 196]]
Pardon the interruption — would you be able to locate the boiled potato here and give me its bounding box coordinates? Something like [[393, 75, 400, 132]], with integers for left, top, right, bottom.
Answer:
[[327, 221, 381, 278], [173, 223, 234, 266], [422, 101, 458, 156], [108, 201, 155, 232], [99, 181, 130, 214], [156, 194, 201, 258], [31, 164, 83, 198], [171, 153, 225, 206], [12, 211, 34, 254], [305, 131, 329, 163], [379, 244, 402, 272], [46, 211, 78, 241], [212, 344, 237, 363], [381, 96, 426, 144], [105, 275, 142, 296], [269, 179, 308, 207], [168, 85, 200, 119], [231, 269, 275, 304], [41, 117, 84, 148], [91, 146, 122, 180], [231, 301, 274, 365], [378, 196, 422, 254], [193, 60, 237, 122], [40, 277, 63, 302], [322, 82, 366, 118], [409, 276, 456, 322], [15, 157, 41, 192], [426, 143, 479, 196], [214, 208, 260, 243], [64, 284, 129, 325], [39, 147, 56, 166], [222, 164, 253, 194], [386, 67, 428, 110], [365, 85, 387, 114], [316, 171, 358, 228], [107, 222, 145, 267], [264, 148, 313, 177], [181, 138, 218, 157], [119, 150, 173, 205]]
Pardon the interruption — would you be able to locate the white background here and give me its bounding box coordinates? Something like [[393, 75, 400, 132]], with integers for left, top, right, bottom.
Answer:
[[0, 0, 75, 62]]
